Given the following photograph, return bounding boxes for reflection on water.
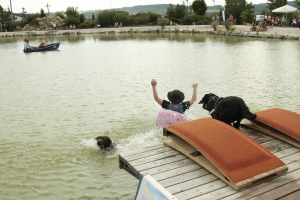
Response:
[0,33,300,199]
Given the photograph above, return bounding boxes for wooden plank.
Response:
[140,157,196,176]
[134,153,188,172]
[251,179,300,200]
[253,136,275,144]
[279,188,300,200]
[129,149,182,166]
[174,179,228,200]
[122,145,175,162]
[158,168,210,187]
[222,169,300,200]
[259,139,285,149]
[120,143,165,157]
[191,186,235,200]
[267,142,292,153]
[189,149,300,200]
[167,174,220,195]
[273,147,300,159]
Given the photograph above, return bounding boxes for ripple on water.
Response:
[0,34,300,199]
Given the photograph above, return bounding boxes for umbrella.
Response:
[272,5,298,25]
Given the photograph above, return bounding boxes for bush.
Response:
[157,16,168,26]
[77,20,95,29]
[64,16,80,26]
[29,19,40,26]
[196,15,211,25]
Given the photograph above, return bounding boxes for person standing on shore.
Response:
[229,14,234,23]
[281,15,286,27]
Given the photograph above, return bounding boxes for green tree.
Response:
[55,12,66,19]
[64,15,80,26]
[0,6,11,31]
[166,4,175,18]
[295,0,300,9]
[267,0,287,11]
[66,6,79,18]
[225,0,247,24]
[240,3,255,23]
[40,8,46,17]
[166,3,187,21]
[191,0,207,15]
[92,13,95,22]
[97,10,117,26]
[79,13,85,23]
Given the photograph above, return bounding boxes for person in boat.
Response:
[38,38,47,48]
[24,38,34,50]
[151,79,198,114]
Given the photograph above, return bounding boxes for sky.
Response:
[0,0,268,13]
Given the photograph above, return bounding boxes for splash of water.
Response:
[80,128,166,158]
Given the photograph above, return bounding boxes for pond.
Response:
[0,33,300,199]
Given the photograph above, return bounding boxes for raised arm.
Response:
[151,79,163,106]
[189,83,198,106]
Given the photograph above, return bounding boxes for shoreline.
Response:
[1,25,300,40]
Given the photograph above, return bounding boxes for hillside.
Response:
[47,2,297,19]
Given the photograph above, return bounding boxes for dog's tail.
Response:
[240,103,257,120]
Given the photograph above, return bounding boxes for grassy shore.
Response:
[1,25,299,40]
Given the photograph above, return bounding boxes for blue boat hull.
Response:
[23,42,60,53]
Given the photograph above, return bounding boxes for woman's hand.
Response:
[151,79,157,87]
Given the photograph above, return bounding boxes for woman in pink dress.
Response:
[151,79,198,128]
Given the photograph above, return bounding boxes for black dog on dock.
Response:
[199,93,257,129]
[95,136,119,151]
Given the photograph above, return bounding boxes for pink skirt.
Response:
[155,109,189,128]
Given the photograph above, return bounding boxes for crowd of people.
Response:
[211,15,221,24]
[114,22,122,27]
[251,14,300,31]
[69,24,76,30]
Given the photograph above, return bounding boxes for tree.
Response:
[267,0,287,11]
[97,10,117,26]
[240,3,255,23]
[55,12,66,19]
[64,15,80,26]
[40,8,46,17]
[166,3,187,21]
[92,13,95,22]
[65,6,79,18]
[191,0,207,15]
[79,13,85,23]
[0,6,11,31]
[295,0,300,9]
[225,0,247,24]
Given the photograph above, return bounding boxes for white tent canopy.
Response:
[272,4,298,13]
[272,5,298,25]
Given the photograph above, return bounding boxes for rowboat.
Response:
[23,42,60,53]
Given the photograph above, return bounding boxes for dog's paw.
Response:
[233,122,240,129]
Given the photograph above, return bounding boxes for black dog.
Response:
[199,93,256,129]
[95,136,114,150]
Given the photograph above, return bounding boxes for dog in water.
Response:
[199,93,256,129]
[95,136,119,151]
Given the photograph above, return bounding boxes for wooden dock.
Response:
[119,126,300,199]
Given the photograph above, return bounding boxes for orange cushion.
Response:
[255,108,300,141]
[164,118,285,183]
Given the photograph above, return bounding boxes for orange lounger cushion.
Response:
[242,108,300,148]
[255,108,300,141]
[163,118,287,190]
